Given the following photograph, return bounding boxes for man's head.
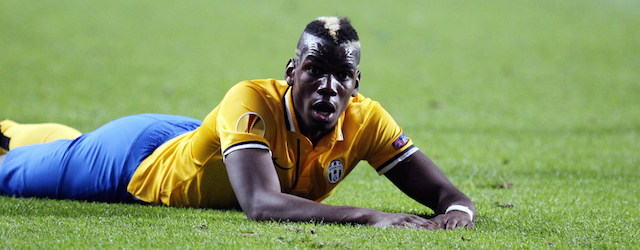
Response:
[285,17,362,142]
[294,17,361,64]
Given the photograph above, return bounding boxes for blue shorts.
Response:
[0,114,201,202]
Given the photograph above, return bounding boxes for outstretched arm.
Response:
[225,148,439,229]
[384,150,476,229]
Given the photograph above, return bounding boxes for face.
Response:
[285,34,361,139]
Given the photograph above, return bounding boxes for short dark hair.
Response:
[303,16,359,45]
[295,17,361,60]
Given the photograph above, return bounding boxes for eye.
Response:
[337,71,352,80]
[306,66,320,76]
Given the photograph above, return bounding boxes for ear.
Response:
[351,70,361,97]
[285,58,296,86]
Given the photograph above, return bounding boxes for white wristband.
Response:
[445,205,474,220]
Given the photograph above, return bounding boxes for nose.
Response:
[317,75,338,96]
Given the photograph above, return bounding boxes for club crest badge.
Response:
[326,160,344,184]
[235,112,265,137]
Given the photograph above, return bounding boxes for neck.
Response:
[294,111,333,146]
[301,126,331,146]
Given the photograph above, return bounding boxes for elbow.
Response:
[241,199,276,222]
[244,206,268,221]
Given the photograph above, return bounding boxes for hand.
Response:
[368,211,440,230]
[430,211,474,230]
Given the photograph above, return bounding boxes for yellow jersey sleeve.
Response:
[213,81,277,160]
[361,101,419,175]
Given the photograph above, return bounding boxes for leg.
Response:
[0,114,200,202]
[0,119,82,153]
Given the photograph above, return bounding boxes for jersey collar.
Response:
[283,86,298,133]
[282,86,344,142]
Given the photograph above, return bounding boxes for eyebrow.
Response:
[303,55,357,71]
[302,55,324,64]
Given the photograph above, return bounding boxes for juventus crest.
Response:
[326,160,344,184]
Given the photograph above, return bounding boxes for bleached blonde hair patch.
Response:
[317,16,341,42]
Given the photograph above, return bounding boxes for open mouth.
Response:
[312,102,336,120]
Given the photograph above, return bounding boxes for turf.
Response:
[1,0,639,248]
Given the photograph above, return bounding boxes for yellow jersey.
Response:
[127,79,418,208]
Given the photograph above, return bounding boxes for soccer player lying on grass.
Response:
[0,17,475,230]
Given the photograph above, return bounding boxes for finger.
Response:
[446,216,466,230]
[458,220,474,229]
[449,218,475,229]
[431,215,448,229]
[414,222,438,230]
[396,221,415,229]
[406,214,433,226]
[401,216,438,230]
[424,222,440,230]
[416,219,439,230]
[424,220,439,230]
[445,218,455,230]
[466,221,474,229]
[430,214,447,229]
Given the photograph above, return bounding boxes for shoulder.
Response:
[227,79,289,100]
[344,93,385,124]
[218,79,290,119]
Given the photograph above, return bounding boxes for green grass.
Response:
[1,0,639,248]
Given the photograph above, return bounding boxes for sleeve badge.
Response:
[235,112,266,137]
[392,132,409,150]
